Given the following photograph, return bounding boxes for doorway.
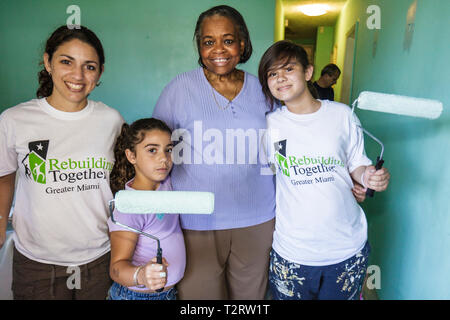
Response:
[340,22,358,105]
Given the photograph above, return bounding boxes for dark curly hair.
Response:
[110,118,172,195]
[37,25,105,98]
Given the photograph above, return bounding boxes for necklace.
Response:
[211,83,238,110]
[205,69,243,110]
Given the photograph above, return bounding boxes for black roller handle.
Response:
[156,247,164,293]
[366,156,385,198]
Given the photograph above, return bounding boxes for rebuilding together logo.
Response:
[22,140,49,183]
[274,139,344,183]
[21,140,112,193]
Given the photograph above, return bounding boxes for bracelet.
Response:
[133,266,146,288]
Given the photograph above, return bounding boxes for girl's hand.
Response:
[363,166,390,192]
[138,257,169,291]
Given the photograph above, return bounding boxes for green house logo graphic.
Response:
[274,140,289,177]
[22,140,49,184]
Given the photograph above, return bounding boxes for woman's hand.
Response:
[138,257,169,291]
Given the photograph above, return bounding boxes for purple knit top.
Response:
[152,67,275,231]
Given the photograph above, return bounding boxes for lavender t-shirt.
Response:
[107,177,186,290]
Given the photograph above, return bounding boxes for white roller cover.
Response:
[114,190,215,215]
[357,91,443,119]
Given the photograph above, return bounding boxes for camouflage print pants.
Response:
[269,242,370,300]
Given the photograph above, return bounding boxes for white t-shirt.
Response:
[264,100,372,266]
[0,98,124,266]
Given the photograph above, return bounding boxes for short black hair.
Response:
[321,63,341,77]
[193,5,253,68]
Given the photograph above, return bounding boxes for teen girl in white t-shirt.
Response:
[258,40,390,300]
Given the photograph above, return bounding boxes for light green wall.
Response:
[313,26,334,81]
[334,0,450,299]
[0,0,275,123]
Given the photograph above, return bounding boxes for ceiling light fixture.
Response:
[298,4,330,16]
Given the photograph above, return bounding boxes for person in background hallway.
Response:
[313,63,341,101]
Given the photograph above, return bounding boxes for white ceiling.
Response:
[283,0,347,39]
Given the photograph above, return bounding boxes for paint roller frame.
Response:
[349,103,385,198]
[108,200,164,292]
[351,91,443,197]
[108,190,214,292]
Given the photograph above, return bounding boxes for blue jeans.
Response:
[269,242,370,300]
[107,282,177,300]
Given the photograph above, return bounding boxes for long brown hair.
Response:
[110,118,172,195]
[37,25,105,98]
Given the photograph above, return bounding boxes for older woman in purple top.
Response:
[152,5,275,299]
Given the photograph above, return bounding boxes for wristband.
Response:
[133,265,146,288]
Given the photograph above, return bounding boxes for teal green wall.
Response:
[3,0,449,300]
[313,26,334,81]
[0,0,275,122]
[335,0,450,299]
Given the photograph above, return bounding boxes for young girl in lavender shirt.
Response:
[106,118,185,300]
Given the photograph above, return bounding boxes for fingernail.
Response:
[152,264,163,271]
[159,272,166,278]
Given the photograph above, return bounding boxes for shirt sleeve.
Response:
[107,208,156,233]
[260,117,279,176]
[152,81,177,130]
[346,112,372,173]
[260,125,272,164]
[0,110,18,176]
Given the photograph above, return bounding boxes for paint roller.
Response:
[352,91,443,197]
[109,190,214,291]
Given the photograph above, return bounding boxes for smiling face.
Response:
[125,129,173,191]
[267,59,314,106]
[199,15,244,76]
[44,38,103,111]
